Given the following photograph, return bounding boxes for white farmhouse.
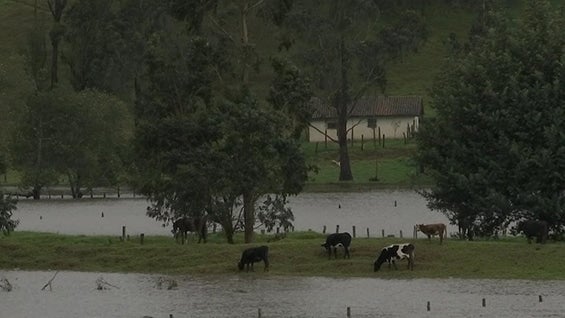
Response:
[308,96,424,142]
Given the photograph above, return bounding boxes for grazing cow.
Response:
[172,215,208,244]
[321,232,352,259]
[374,243,415,272]
[516,220,548,244]
[415,223,447,244]
[238,246,269,272]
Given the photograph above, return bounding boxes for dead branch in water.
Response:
[41,271,59,291]
[95,276,120,290]
[0,277,13,291]
[156,277,177,290]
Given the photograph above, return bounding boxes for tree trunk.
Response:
[50,36,60,89]
[243,191,255,243]
[68,172,82,199]
[220,215,235,244]
[337,105,353,181]
[240,1,250,84]
[32,185,41,200]
[336,37,353,181]
[48,0,66,89]
[33,119,44,200]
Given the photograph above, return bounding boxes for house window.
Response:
[326,121,337,130]
[367,118,377,128]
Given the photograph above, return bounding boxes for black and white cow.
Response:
[373,243,415,271]
[238,246,270,272]
[516,220,549,244]
[321,232,352,259]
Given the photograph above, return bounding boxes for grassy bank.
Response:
[1,231,563,280]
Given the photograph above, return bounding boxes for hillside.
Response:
[0,0,544,190]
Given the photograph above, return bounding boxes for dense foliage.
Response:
[416,0,565,239]
[0,192,18,235]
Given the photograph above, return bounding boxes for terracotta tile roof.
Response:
[311,96,423,119]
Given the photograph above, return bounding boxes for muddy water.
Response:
[12,190,454,237]
[1,270,564,318]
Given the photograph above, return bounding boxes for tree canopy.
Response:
[416,0,565,239]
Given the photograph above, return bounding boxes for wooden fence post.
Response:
[347,306,351,318]
[352,226,356,238]
[140,233,144,245]
[336,224,340,233]
[400,230,403,238]
[122,226,126,241]
[381,229,385,238]
[366,228,370,238]
[323,225,326,234]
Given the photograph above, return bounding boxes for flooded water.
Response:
[4,191,565,317]
[1,270,564,318]
[12,190,454,237]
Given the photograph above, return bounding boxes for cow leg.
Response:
[333,246,338,259]
[344,246,350,259]
[264,260,269,272]
[392,260,398,270]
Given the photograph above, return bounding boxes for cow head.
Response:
[373,250,389,272]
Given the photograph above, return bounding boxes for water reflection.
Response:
[12,190,455,237]
[1,270,564,318]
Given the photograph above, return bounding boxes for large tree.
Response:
[286,1,427,181]
[11,87,132,199]
[416,0,565,238]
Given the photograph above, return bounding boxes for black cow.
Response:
[172,216,208,244]
[374,243,415,271]
[321,232,352,259]
[238,246,269,272]
[516,220,548,244]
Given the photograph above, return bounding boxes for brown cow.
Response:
[415,223,447,244]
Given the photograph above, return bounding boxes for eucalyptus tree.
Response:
[216,88,308,243]
[416,0,565,238]
[6,23,54,199]
[132,26,223,224]
[285,1,427,181]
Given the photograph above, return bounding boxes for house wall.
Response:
[308,116,420,142]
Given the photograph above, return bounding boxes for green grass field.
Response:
[1,231,563,280]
